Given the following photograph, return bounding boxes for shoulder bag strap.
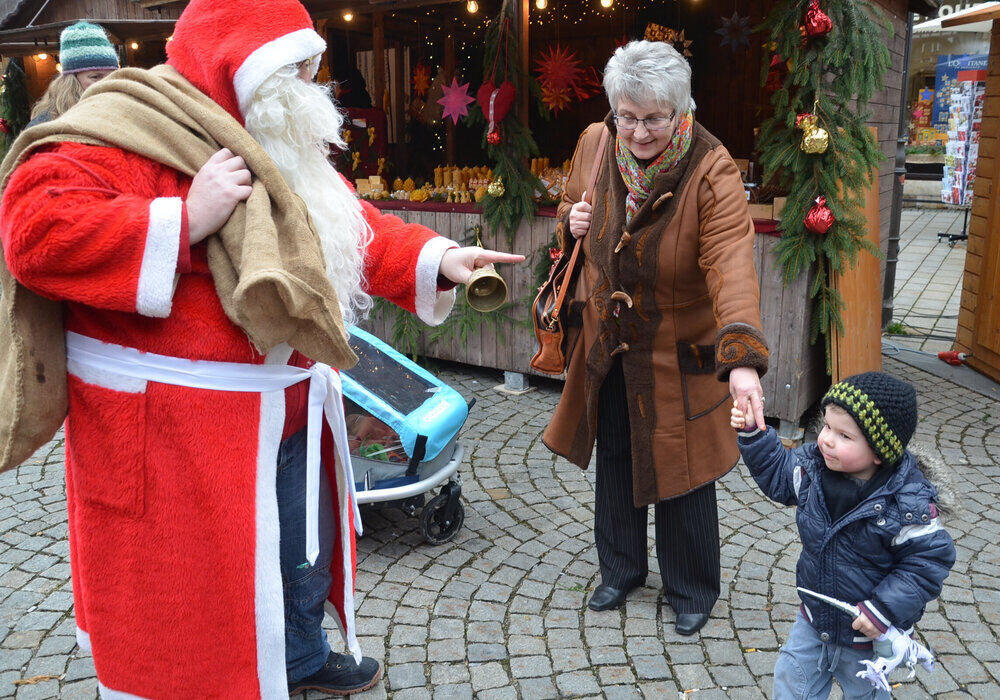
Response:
[552,125,609,321]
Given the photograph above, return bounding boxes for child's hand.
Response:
[730,400,755,431]
[852,611,881,640]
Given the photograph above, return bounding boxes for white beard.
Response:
[244,67,372,327]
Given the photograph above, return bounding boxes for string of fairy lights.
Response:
[31,37,165,74]
[332,0,675,35]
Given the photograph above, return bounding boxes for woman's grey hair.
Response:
[603,40,695,115]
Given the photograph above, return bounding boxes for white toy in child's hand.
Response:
[797,587,935,695]
[856,626,935,693]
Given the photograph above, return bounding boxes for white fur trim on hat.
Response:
[233,28,326,115]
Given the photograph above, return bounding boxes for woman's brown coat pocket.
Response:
[677,341,730,420]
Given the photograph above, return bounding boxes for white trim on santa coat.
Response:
[256,343,293,699]
[98,682,149,700]
[325,397,361,663]
[414,236,459,326]
[233,28,326,116]
[76,626,91,653]
[136,197,182,319]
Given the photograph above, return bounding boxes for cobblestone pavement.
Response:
[2,355,999,699]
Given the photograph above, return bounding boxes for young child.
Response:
[732,372,956,699]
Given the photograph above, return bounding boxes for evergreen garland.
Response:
[758,0,890,368]
[0,58,30,157]
[466,1,544,246]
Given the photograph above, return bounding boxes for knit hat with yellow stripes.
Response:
[822,371,917,466]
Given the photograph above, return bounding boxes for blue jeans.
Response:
[773,613,891,699]
[277,428,335,682]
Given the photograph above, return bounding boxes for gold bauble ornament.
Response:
[487,176,505,198]
[795,110,829,155]
[801,126,829,154]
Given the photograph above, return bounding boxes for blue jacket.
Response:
[738,427,956,648]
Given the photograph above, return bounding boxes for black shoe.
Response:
[588,584,635,611]
[289,651,382,696]
[675,612,710,636]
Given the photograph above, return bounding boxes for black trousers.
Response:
[594,359,721,614]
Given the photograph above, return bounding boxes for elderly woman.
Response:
[543,40,769,635]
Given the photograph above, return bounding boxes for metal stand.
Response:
[937,205,970,246]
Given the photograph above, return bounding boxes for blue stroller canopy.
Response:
[342,326,468,463]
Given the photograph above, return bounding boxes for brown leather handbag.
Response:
[529,126,608,375]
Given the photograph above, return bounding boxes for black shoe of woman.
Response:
[675,612,710,635]
[587,583,637,611]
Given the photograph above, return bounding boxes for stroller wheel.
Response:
[420,493,465,545]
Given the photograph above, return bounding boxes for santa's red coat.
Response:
[0,142,456,698]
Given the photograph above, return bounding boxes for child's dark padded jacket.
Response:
[738,427,956,649]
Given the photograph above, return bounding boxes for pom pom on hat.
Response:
[822,371,918,466]
[60,21,120,74]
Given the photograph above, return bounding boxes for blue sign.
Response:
[933,54,989,130]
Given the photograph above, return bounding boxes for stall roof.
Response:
[0,19,177,55]
[942,1,1000,27]
[0,0,944,54]
[916,1,997,32]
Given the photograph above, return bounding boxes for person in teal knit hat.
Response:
[28,21,120,127]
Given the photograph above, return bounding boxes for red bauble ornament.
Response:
[804,196,835,234]
[0,118,9,135]
[548,247,563,262]
[804,0,833,38]
[487,127,501,145]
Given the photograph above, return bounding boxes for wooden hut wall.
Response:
[955,19,1000,381]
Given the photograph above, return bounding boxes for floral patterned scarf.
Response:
[615,110,693,224]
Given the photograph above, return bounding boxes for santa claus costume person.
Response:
[0,0,522,696]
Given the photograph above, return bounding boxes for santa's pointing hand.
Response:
[437,247,525,285]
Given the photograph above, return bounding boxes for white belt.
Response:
[65,331,362,567]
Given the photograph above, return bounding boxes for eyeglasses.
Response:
[613,112,676,132]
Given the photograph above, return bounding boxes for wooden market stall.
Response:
[943,5,1000,383]
[353,0,931,434]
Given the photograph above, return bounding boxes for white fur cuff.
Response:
[136,197,182,318]
[415,236,460,326]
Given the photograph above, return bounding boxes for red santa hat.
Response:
[166,0,326,122]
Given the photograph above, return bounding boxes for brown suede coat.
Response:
[542,117,769,507]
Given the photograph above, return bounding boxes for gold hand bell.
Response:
[466,264,508,312]
[464,226,509,313]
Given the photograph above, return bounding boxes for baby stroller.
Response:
[342,326,471,544]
